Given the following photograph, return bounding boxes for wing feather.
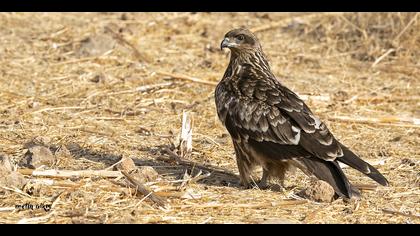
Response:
[216,64,343,162]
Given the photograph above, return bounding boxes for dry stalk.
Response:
[371,49,396,68]
[352,184,378,191]
[156,71,218,86]
[328,115,420,128]
[382,208,420,219]
[18,169,123,178]
[173,200,308,209]
[107,82,174,96]
[393,13,419,41]
[120,170,166,207]
[251,13,342,33]
[32,106,96,114]
[104,26,150,63]
[177,111,193,158]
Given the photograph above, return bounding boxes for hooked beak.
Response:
[220,37,236,50]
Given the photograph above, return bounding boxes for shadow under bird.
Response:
[215,28,389,199]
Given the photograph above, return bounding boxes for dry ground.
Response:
[0,12,419,224]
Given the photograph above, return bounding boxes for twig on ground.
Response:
[105,108,149,117]
[345,95,420,104]
[187,170,211,184]
[194,133,221,147]
[26,179,80,188]
[104,26,150,63]
[339,15,368,39]
[328,115,420,128]
[156,71,218,86]
[17,211,55,224]
[120,170,166,207]
[161,147,238,179]
[162,147,183,163]
[52,56,98,66]
[92,117,125,121]
[18,169,123,178]
[173,200,308,209]
[250,13,341,33]
[32,106,95,114]
[393,13,419,41]
[0,207,16,212]
[0,186,33,198]
[176,169,211,191]
[298,94,331,102]
[382,208,420,219]
[107,82,173,96]
[352,184,378,191]
[74,128,113,137]
[371,49,396,68]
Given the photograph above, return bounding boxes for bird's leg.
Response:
[237,160,252,189]
[262,164,288,191]
[233,141,254,189]
[256,169,270,189]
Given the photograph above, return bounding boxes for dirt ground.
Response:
[0,12,418,224]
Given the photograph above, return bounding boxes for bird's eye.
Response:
[236,35,244,41]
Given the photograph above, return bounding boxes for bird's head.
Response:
[220,28,262,53]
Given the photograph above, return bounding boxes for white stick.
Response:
[179,111,193,158]
[0,207,15,212]
[18,169,123,178]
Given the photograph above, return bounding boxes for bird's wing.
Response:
[220,64,344,162]
[273,81,345,161]
[218,79,302,147]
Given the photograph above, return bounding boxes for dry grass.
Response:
[0,12,419,224]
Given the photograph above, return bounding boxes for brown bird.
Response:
[215,28,388,199]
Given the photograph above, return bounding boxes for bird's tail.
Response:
[337,143,389,186]
[299,158,359,199]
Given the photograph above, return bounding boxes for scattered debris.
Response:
[0,155,27,190]
[54,145,73,161]
[116,156,159,183]
[401,158,416,167]
[89,74,105,83]
[257,218,298,224]
[121,170,166,207]
[104,25,150,63]
[382,208,420,220]
[21,145,56,169]
[299,180,335,203]
[137,166,159,182]
[76,34,116,58]
[116,156,137,172]
[0,155,13,172]
[66,142,82,153]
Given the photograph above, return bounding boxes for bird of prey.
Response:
[215,28,388,199]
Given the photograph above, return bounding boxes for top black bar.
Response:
[0,0,418,12]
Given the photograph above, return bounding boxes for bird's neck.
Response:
[229,50,274,77]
